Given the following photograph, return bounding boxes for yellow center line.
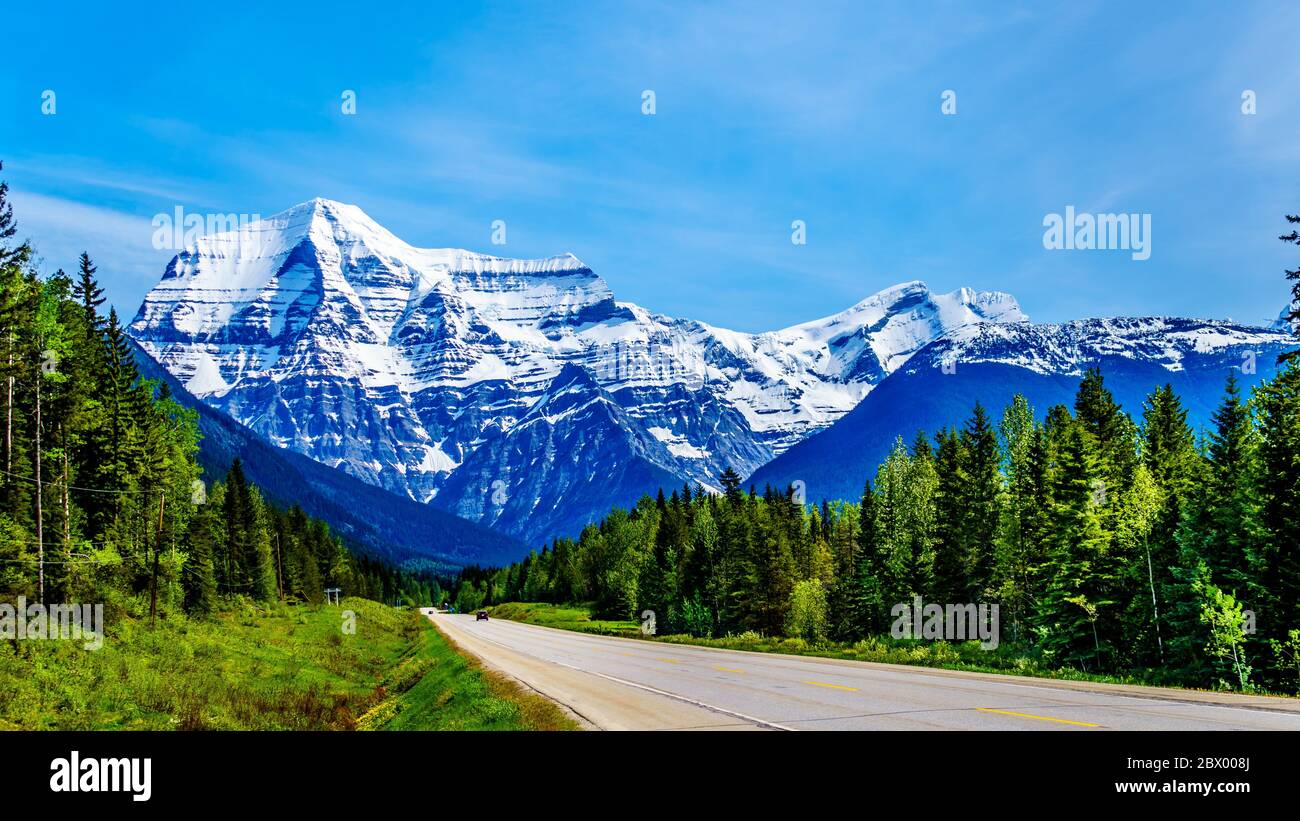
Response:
[804,680,859,692]
[657,658,684,664]
[975,707,1101,727]
[715,666,745,673]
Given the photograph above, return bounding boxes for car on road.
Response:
[476,610,489,621]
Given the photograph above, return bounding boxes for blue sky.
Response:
[1,1,1298,330]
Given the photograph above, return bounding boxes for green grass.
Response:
[0,596,575,730]
[487,601,1297,695]
[488,602,641,637]
[362,616,576,731]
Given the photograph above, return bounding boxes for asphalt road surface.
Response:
[426,611,1300,731]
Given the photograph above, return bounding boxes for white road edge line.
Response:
[480,614,1300,719]
[439,616,797,732]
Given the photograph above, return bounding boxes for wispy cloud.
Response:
[10,188,173,317]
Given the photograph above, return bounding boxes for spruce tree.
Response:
[1169,374,1263,682]
[1279,214,1300,364]
[71,253,105,341]
[1136,384,1199,658]
[1074,367,1138,497]
[1254,362,1300,684]
[1038,421,1111,670]
[996,395,1041,644]
[0,161,32,269]
[184,503,220,616]
[851,479,884,636]
[1187,374,1261,591]
[931,426,967,601]
[960,401,1002,599]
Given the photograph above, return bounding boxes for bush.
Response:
[785,578,829,642]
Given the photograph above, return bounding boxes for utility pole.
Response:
[34,348,43,604]
[61,426,70,548]
[6,326,13,476]
[1145,537,1164,662]
[275,531,284,601]
[150,490,165,628]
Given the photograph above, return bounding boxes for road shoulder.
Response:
[488,611,1300,715]
[425,611,770,731]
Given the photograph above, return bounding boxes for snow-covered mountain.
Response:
[749,316,1295,505]
[129,198,1024,543]
[1275,303,1297,333]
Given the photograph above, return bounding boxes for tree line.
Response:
[0,165,438,619]
[455,217,1300,694]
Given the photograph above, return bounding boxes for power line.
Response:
[0,467,159,495]
[0,557,111,565]
[0,538,117,547]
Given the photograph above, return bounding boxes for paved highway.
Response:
[426,611,1300,731]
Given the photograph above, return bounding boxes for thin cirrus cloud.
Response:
[10,188,171,314]
[3,1,1299,331]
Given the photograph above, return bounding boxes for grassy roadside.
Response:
[487,601,1298,696]
[0,597,574,730]
[366,614,576,730]
[489,602,642,637]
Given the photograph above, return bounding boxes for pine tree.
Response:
[1075,367,1139,498]
[1168,374,1263,681]
[850,479,885,637]
[222,458,253,592]
[996,395,1041,644]
[1254,362,1300,684]
[71,253,105,342]
[960,401,1002,599]
[1278,214,1300,364]
[1037,421,1112,670]
[0,172,35,523]
[0,161,32,270]
[931,426,967,601]
[0,182,420,622]
[1135,384,1199,660]
[247,486,279,601]
[1184,374,1261,591]
[184,502,219,616]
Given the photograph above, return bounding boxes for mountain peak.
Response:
[254,197,406,252]
[131,198,1037,543]
[1274,303,1297,333]
[780,281,1025,338]
[275,196,369,220]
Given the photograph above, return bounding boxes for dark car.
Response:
[476,610,489,621]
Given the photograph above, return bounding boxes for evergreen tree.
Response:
[960,401,1002,599]
[1182,374,1261,591]
[184,502,219,616]
[0,161,31,270]
[930,426,966,601]
[1134,384,1199,661]
[1040,421,1112,669]
[0,177,429,617]
[1075,367,1139,499]
[996,395,1043,644]
[1254,362,1300,685]
[71,253,105,342]
[1279,214,1300,364]
[850,479,885,637]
